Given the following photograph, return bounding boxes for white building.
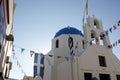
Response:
[34,16,120,80]
[0,0,15,79]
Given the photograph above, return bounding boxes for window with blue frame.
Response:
[34,66,37,77]
[34,53,38,63]
[40,55,44,64]
[40,66,44,79]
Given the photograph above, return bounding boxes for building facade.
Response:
[33,53,45,79]
[0,0,15,79]
[34,16,120,80]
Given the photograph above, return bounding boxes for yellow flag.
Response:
[86,0,88,15]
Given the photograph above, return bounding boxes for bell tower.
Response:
[83,16,111,49]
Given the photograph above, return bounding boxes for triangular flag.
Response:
[110,45,112,48]
[17,61,19,66]
[108,45,112,48]
[113,43,115,47]
[116,41,117,46]
[19,64,21,68]
[18,63,21,68]
[12,45,14,52]
[118,20,120,26]
[13,52,15,59]
[109,27,112,33]
[118,39,120,44]
[113,24,116,30]
[108,45,111,48]
[30,50,35,57]
[21,48,25,53]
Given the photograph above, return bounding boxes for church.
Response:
[34,16,120,80]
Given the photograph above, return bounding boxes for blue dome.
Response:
[54,27,84,38]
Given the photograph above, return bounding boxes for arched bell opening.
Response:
[90,30,97,45]
[93,19,100,29]
[99,32,105,46]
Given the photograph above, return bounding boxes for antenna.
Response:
[82,0,89,26]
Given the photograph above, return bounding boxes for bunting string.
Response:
[13,45,37,57]
[12,41,84,66]
[12,38,120,67]
[11,45,38,77]
[108,39,120,48]
[12,51,26,76]
[12,19,120,58]
[105,20,120,36]
[105,19,120,48]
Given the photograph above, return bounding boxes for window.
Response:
[94,21,97,28]
[34,66,37,77]
[98,56,107,67]
[56,39,59,48]
[68,37,74,48]
[40,67,44,78]
[0,0,2,5]
[84,73,92,80]
[82,40,84,49]
[34,53,38,63]
[116,75,120,80]
[40,55,44,64]
[99,74,110,80]
[90,30,96,45]
[94,19,100,29]
[99,33,105,46]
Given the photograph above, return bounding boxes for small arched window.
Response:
[94,21,97,28]
[68,37,74,48]
[99,33,105,45]
[82,40,85,49]
[90,30,96,45]
[91,30,96,38]
[56,39,59,48]
[94,19,100,29]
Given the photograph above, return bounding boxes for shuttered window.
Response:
[98,56,107,67]
[117,75,120,80]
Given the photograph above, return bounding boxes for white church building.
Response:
[34,16,120,80]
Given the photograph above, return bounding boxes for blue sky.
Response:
[9,0,120,79]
